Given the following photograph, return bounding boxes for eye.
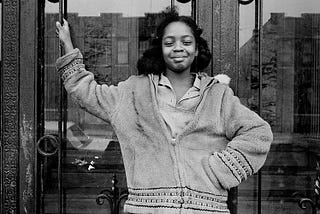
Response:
[164,41,174,47]
[183,41,193,46]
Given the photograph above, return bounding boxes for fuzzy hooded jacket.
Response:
[56,48,273,214]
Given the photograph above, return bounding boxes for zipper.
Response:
[173,80,215,211]
[149,75,186,208]
[171,137,184,213]
[150,75,216,212]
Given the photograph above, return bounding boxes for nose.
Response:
[173,42,184,52]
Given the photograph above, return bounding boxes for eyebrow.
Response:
[163,35,194,40]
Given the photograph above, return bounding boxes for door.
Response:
[238,0,320,213]
[4,0,319,213]
[39,1,193,213]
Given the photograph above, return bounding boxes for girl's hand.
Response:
[56,18,74,54]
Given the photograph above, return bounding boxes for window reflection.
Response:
[239,1,320,213]
[240,0,320,136]
[175,0,192,16]
[44,1,60,125]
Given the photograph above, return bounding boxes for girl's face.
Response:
[162,21,198,74]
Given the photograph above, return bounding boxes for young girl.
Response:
[56,13,272,214]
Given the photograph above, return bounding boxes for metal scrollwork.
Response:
[298,198,316,214]
[2,0,20,212]
[36,134,60,156]
[96,174,128,214]
[239,0,254,5]
[96,190,113,206]
[295,154,320,214]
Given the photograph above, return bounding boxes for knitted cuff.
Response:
[56,48,82,69]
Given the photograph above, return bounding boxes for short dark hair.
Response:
[137,13,212,75]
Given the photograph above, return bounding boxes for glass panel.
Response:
[175,0,192,16]
[42,1,61,213]
[238,4,259,213]
[239,0,320,213]
[0,3,1,83]
[43,1,191,213]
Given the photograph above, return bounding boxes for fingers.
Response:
[56,21,62,30]
[63,18,68,25]
[61,19,69,29]
[56,19,69,29]
[55,19,70,39]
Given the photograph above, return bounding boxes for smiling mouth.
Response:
[172,56,186,62]
[173,58,184,63]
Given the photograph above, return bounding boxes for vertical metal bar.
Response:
[62,0,68,210]
[58,1,64,213]
[211,0,216,77]
[191,0,196,21]
[315,15,320,138]
[63,0,68,140]
[257,0,263,213]
[37,1,46,213]
[40,163,45,214]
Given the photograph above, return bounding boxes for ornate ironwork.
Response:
[96,174,128,214]
[295,154,320,214]
[36,135,60,157]
[239,0,254,5]
[1,0,20,213]
[298,198,317,214]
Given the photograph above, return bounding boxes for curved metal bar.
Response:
[239,0,254,5]
[116,191,129,213]
[96,189,114,205]
[176,0,191,3]
[36,134,60,156]
[119,191,129,202]
[299,198,317,214]
[315,177,320,195]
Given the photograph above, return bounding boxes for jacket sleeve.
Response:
[205,86,273,190]
[56,48,126,123]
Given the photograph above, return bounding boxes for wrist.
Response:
[63,42,74,54]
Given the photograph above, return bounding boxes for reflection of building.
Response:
[44,13,167,132]
[240,13,320,135]
[238,12,320,213]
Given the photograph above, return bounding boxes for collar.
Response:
[153,73,201,90]
[149,72,218,92]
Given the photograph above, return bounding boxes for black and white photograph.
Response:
[0,0,319,213]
